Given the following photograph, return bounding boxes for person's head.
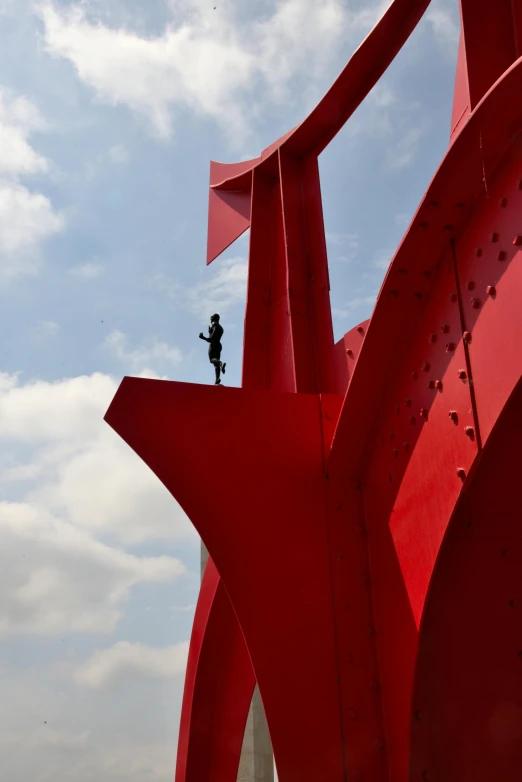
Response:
[210,313,220,323]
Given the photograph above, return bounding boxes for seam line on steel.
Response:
[319,396,349,782]
[450,237,483,451]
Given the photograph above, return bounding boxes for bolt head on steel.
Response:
[486,285,496,296]
[446,342,456,352]
[463,331,472,342]
[457,467,466,479]
[449,292,458,302]
[491,232,499,242]
[449,410,458,420]
[420,408,428,418]
[423,362,431,371]
[498,251,507,261]
[467,281,475,290]
[458,369,467,379]
[514,236,522,246]
[441,324,450,333]
[465,426,474,437]
[357,326,364,335]
[471,298,481,309]
[434,380,443,389]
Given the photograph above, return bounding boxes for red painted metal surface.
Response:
[105,1,522,779]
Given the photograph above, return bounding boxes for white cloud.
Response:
[75,641,189,689]
[32,320,60,342]
[37,0,387,140]
[426,4,460,52]
[0,372,196,544]
[68,262,105,279]
[0,501,184,635]
[108,143,129,164]
[151,256,248,319]
[0,88,63,280]
[104,330,182,373]
[0,87,48,177]
[387,125,426,170]
[0,180,64,278]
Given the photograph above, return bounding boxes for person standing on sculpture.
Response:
[199,313,226,385]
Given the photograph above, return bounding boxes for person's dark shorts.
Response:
[208,343,222,361]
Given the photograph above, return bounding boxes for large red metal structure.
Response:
[105,1,522,779]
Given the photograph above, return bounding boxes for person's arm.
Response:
[199,324,217,343]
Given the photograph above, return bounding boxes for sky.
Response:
[0,0,460,779]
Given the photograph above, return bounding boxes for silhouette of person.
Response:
[199,313,226,384]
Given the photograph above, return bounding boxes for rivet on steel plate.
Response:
[412,370,419,380]
[471,298,481,309]
[420,408,428,419]
[491,232,499,242]
[514,236,522,246]
[404,442,410,452]
[423,361,431,371]
[434,380,443,389]
[405,398,412,407]
[441,323,450,333]
[465,426,474,438]
[486,285,496,296]
[393,448,399,458]
[509,598,517,609]
[449,292,458,302]
[422,270,432,278]
[390,431,395,441]
[389,289,399,297]
[500,197,508,207]
[418,222,428,230]
[428,380,435,389]
[444,224,454,231]
[357,326,365,334]
[346,349,354,357]
[446,342,456,352]
[463,331,472,342]
[467,280,475,290]
[498,251,507,261]
[429,333,437,343]
[410,416,416,425]
[396,405,401,414]
[448,410,458,421]
[414,292,423,299]
[458,369,467,379]
[456,467,466,479]
[476,248,483,257]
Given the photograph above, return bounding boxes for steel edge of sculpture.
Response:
[105,1,522,780]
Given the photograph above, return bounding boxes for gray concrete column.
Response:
[200,542,274,782]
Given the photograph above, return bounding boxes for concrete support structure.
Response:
[201,542,274,782]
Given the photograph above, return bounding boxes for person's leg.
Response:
[211,359,221,384]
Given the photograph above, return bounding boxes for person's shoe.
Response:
[222,363,226,375]
[215,379,221,385]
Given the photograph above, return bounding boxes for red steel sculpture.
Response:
[105,1,522,779]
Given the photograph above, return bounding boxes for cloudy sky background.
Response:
[0,0,460,779]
